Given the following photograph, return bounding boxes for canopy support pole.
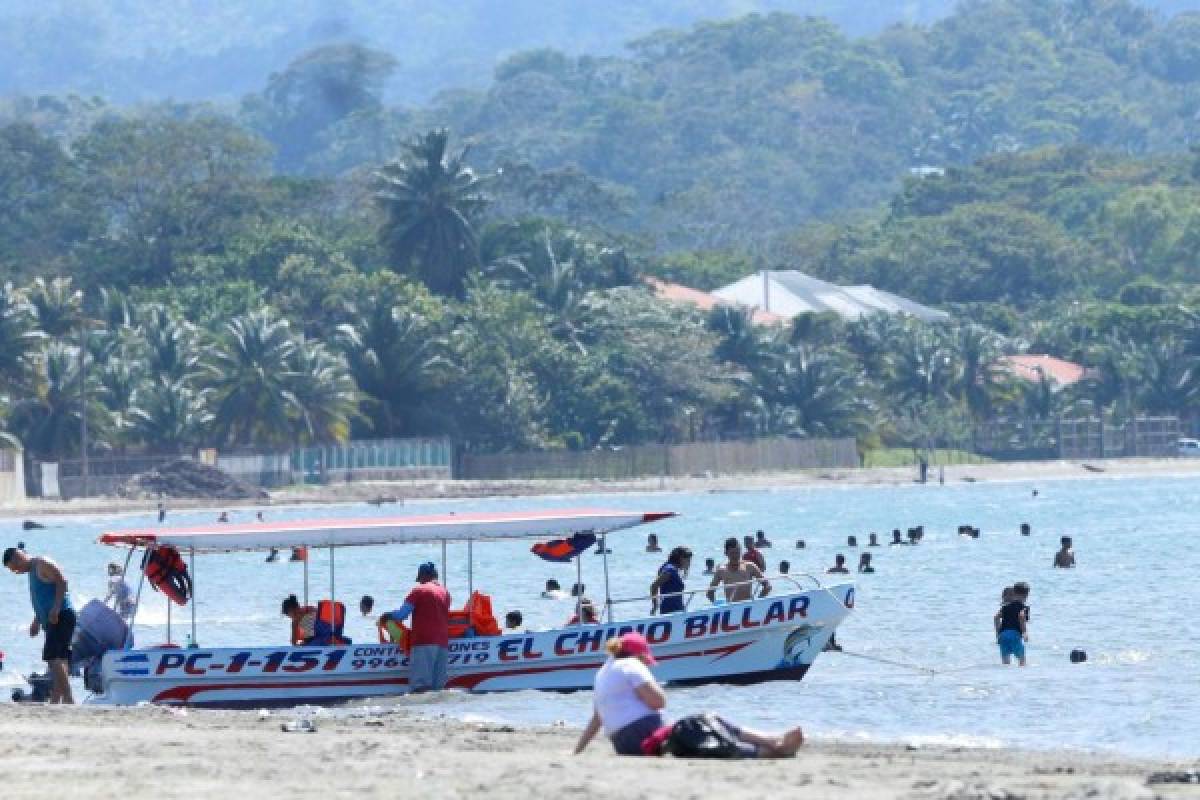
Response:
[303,556,309,606]
[575,555,583,627]
[126,546,145,648]
[166,598,172,646]
[600,534,612,624]
[329,545,336,605]
[441,540,447,593]
[467,540,473,599]
[189,546,196,647]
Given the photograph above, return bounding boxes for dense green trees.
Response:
[5,2,1200,465]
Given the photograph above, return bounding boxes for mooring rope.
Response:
[834,648,997,677]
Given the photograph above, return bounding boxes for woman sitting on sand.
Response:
[573,632,805,758]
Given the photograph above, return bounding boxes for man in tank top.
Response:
[4,547,76,702]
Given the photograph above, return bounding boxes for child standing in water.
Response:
[994,584,1029,666]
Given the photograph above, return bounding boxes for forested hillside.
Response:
[3,0,1198,104]
[0,0,952,103]
[2,0,1200,463]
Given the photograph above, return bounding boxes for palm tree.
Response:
[950,324,1014,420]
[128,379,214,453]
[707,305,780,375]
[286,338,360,444]
[205,308,298,447]
[886,324,958,406]
[138,305,209,384]
[7,342,110,458]
[337,300,450,436]
[0,282,44,395]
[845,313,909,380]
[96,357,143,448]
[375,129,487,298]
[760,346,873,437]
[488,229,594,349]
[27,276,82,338]
[1132,338,1195,415]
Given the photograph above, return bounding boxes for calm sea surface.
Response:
[2,475,1197,758]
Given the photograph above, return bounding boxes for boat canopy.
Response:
[98,508,676,553]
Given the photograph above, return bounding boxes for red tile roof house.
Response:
[997,355,1090,389]
[645,277,787,326]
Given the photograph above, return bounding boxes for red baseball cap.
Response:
[618,632,657,665]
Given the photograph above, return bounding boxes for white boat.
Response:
[87,508,853,707]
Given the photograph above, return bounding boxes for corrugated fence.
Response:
[458,437,859,481]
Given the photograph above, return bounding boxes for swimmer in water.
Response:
[794,539,806,550]
[857,553,874,574]
[826,554,849,574]
[1053,537,1075,568]
[1020,523,1031,536]
[646,534,662,553]
[542,579,566,600]
[702,558,715,576]
[868,533,880,547]
[846,535,857,548]
[890,529,906,546]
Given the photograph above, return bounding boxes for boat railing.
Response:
[601,571,827,622]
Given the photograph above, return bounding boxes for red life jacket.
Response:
[142,546,192,606]
[313,600,349,645]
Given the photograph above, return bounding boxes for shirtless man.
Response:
[707,538,770,604]
[1053,537,1076,568]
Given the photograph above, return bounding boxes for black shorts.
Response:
[42,607,76,662]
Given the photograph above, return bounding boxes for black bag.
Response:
[665,713,742,759]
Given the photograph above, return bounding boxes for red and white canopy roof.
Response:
[99,508,676,553]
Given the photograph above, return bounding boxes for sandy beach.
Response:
[4,456,1200,519]
[0,704,1194,799]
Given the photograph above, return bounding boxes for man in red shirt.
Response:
[381,562,451,691]
[742,535,766,572]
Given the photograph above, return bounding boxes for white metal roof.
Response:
[712,270,947,322]
[99,508,676,553]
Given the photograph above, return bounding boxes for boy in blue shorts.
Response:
[994,583,1029,666]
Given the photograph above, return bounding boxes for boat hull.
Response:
[89,584,853,707]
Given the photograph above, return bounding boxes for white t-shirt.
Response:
[593,656,659,735]
[106,577,135,621]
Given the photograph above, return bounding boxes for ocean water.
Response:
[1,475,1197,758]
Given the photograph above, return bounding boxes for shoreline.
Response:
[4,456,1200,520]
[0,704,1194,799]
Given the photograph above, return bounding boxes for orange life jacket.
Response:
[142,546,192,606]
[313,599,349,645]
[447,591,502,638]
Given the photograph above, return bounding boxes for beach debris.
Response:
[1147,770,1200,784]
[281,718,317,733]
[920,781,1024,800]
[119,459,268,500]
